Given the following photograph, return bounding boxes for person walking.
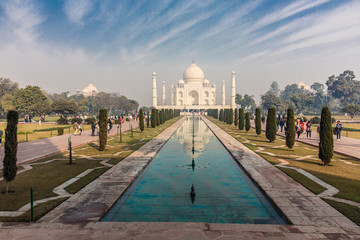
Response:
[317,124,321,137]
[78,122,83,136]
[306,121,312,139]
[91,122,96,136]
[96,123,99,135]
[335,121,343,140]
[73,121,79,136]
[296,120,302,139]
[279,118,285,132]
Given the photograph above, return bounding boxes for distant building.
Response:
[297,81,311,91]
[76,83,99,97]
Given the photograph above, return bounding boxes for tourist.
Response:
[317,125,320,136]
[0,128,3,149]
[96,123,99,135]
[306,121,312,139]
[78,122,83,136]
[107,121,111,134]
[335,121,343,140]
[279,118,285,132]
[29,115,32,123]
[296,120,302,139]
[91,122,96,136]
[73,121,79,136]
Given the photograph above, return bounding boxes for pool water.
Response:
[102,116,286,224]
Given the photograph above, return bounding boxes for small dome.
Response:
[204,79,209,84]
[178,79,184,84]
[183,63,204,85]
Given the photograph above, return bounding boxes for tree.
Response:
[255,108,261,136]
[219,109,223,121]
[265,107,276,142]
[285,108,295,150]
[159,109,163,124]
[234,108,238,127]
[99,109,107,151]
[146,111,150,127]
[156,110,160,126]
[239,108,244,130]
[236,94,256,113]
[311,82,324,94]
[280,84,305,102]
[224,109,228,123]
[290,93,314,114]
[51,99,78,117]
[245,112,250,132]
[326,70,360,106]
[267,81,280,96]
[3,111,18,194]
[261,93,283,111]
[342,104,360,120]
[319,106,334,166]
[229,109,233,125]
[151,109,156,128]
[13,86,51,116]
[0,78,18,98]
[1,94,16,113]
[139,109,144,132]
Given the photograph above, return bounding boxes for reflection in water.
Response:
[190,184,196,204]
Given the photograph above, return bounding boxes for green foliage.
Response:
[239,108,244,130]
[219,109,223,121]
[319,106,333,165]
[84,117,96,124]
[285,108,296,150]
[255,108,261,136]
[342,104,360,119]
[265,107,277,142]
[57,128,64,136]
[99,109,107,151]
[245,112,250,132]
[56,117,69,125]
[234,108,238,126]
[229,109,233,125]
[3,111,18,193]
[310,116,320,124]
[71,117,83,124]
[146,111,150,128]
[13,86,51,116]
[51,99,78,117]
[156,110,160,126]
[326,70,359,106]
[159,109,163,124]
[151,109,156,128]
[236,94,257,113]
[139,109,144,132]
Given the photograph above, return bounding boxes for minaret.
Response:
[222,80,225,106]
[171,84,174,105]
[162,81,166,104]
[231,70,236,109]
[152,72,157,107]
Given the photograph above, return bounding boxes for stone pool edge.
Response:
[201,116,360,235]
[38,116,186,224]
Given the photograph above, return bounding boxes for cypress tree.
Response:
[99,109,107,151]
[151,109,156,128]
[229,109,233,125]
[265,107,277,142]
[156,110,160,126]
[159,109,163,124]
[239,108,244,130]
[285,108,295,150]
[219,109,223,121]
[3,110,18,194]
[245,112,250,132]
[255,108,261,136]
[146,111,150,128]
[234,108,238,127]
[319,106,334,166]
[139,109,144,132]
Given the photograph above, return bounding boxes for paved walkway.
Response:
[0,121,138,170]
[251,122,360,160]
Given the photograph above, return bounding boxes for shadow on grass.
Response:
[88,142,100,151]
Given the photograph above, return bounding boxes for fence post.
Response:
[51,130,52,137]
[30,186,34,222]
[26,133,28,142]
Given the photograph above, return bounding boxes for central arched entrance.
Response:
[188,90,199,105]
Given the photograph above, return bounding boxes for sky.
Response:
[0,0,359,107]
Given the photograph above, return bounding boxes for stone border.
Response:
[201,116,360,237]
[38,117,185,223]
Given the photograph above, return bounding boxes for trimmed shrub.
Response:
[266,107,277,142]
[151,109,156,128]
[310,116,320,124]
[245,112,250,132]
[239,108,244,130]
[3,110,18,194]
[85,117,96,124]
[159,109,163,124]
[147,112,150,128]
[229,109,233,125]
[99,109,107,151]
[331,117,336,124]
[139,109,144,132]
[156,110,160,126]
[219,109,223,121]
[234,108,238,126]
[57,127,64,136]
[319,106,334,166]
[285,108,296,150]
[56,117,69,125]
[71,117,83,124]
[255,108,261,136]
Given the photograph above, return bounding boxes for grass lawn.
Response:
[311,123,360,139]
[0,116,60,123]
[323,199,360,226]
[0,116,181,222]
[207,116,360,224]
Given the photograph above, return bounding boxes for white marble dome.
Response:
[178,79,185,84]
[203,79,209,84]
[183,63,204,85]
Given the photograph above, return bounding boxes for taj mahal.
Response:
[152,62,236,110]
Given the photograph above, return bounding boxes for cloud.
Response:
[64,0,93,25]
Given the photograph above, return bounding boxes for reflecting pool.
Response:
[102,116,286,224]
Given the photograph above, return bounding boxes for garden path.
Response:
[0,121,139,170]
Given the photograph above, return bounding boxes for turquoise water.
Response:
[102,116,286,224]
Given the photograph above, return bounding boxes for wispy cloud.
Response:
[64,0,93,25]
